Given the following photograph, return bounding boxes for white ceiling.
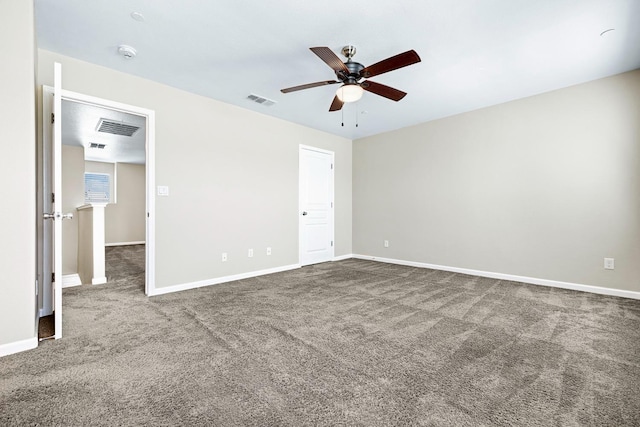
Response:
[62,100,146,164]
[36,0,640,140]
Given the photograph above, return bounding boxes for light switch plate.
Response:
[157,185,169,196]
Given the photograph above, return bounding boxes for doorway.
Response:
[39,85,156,340]
[298,145,335,266]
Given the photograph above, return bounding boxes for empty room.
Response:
[1,1,639,425]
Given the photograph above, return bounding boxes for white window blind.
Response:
[84,173,110,203]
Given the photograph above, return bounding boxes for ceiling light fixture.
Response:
[117,45,137,59]
[336,84,363,103]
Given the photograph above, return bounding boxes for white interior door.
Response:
[299,145,334,266]
[53,63,63,338]
[42,63,65,338]
[41,87,53,318]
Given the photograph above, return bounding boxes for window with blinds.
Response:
[84,173,110,203]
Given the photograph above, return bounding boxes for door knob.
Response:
[302,211,308,216]
[43,212,74,220]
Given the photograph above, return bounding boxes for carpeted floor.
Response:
[2,251,640,426]
[105,244,146,284]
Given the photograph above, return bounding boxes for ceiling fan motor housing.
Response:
[339,61,365,84]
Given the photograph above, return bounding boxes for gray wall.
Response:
[38,49,352,290]
[106,163,146,244]
[61,145,85,275]
[0,0,37,347]
[354,70,640,292]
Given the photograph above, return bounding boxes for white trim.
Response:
[105,241,145,247]
[353,254,640,300]
[149,264,301,296]
[299,144,335,156]
[53,64,62,339]
[332,253,353,261]
[0,337,38,357]
[146,108,156,297]
[92,276,107,285]
[62,274,82,288]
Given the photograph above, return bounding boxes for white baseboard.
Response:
[62,273,82,288]
[149,263,301,296]
[333,253,354,261]
[0,337,38,358]
[105,241,145,247]
[92,276,107,285]
[353,254,640,300]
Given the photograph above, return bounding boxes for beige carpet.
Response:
[2,252,639,426]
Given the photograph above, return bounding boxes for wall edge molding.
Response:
[0,337,38,358]
[149,263,301,296]
[62,273,82,288]
[105,241,145,247]
[332,254,354,261]
[352,254,640,300]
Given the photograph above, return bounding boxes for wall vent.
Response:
[96,118,140,136]
[247,94,276,107]
[89,143,106,149]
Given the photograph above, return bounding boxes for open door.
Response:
[42,62,69,339]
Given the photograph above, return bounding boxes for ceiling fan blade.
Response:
[360,50,421,79]
[329,95,344,112]
[361,80,407,101]
[281,80,340,93]
[310,47,349,73]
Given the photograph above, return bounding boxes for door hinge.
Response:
[331,241,334,247]
[331,163,333,170]
[51,193,55,203]
[52,272,55,282]
[51,113,55,124]
[331,202,333,208]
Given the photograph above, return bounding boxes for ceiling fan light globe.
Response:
[336,84,363,103]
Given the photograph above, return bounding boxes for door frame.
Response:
[40,86,157,308]
[298,144,335,266]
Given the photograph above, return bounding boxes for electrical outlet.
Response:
[266,247,272,256]
[222,252,227,262]
[384,240,389,248]
[604,258,615,270]
[248,248,254,258]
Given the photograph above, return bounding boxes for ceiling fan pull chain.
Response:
[355,103,359,127]
[341,107,344,127]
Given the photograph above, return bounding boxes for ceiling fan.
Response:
[281,45,421,112]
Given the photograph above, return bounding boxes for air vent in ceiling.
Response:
[89,143,106,149]
[96,118,140,137]
[247,94,276,107]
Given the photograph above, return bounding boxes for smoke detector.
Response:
[118,45,137,59]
